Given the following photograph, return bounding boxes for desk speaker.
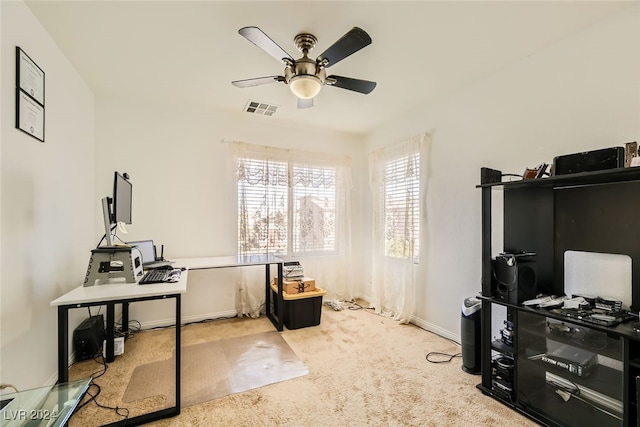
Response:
[492,255,537,305]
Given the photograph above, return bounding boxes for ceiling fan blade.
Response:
[238,26,294,64]
[297,98,314,109]
[327,75,377,94]
[231,76,284,88]
[317,27,372,68]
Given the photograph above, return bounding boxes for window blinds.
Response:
[383,153,420,260]
[237,157,337,256]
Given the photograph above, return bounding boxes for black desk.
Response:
[50,273,187,426]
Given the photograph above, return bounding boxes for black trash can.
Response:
[461,297,481,374]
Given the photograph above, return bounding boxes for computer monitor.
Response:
[101,171,132,247]
[113,171,132,224]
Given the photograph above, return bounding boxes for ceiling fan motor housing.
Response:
[294,33,317,53]
[284,33,326,99]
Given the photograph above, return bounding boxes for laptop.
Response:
[127,240,172,269]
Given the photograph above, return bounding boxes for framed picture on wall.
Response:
[16,47,45,105]
[15,47,45,142]
[16,88,45,142]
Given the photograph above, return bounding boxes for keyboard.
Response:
[139,268,181,285]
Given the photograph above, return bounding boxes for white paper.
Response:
[17,90,44,141]
[18,49,45,105]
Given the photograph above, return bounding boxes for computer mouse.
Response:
[155,265,173,270]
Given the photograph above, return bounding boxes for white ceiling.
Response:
[25,1,632,135]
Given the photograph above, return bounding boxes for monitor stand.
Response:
[84,246,143,286]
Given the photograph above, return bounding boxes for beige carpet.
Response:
[121,331,308,407]
[67,304,539,426]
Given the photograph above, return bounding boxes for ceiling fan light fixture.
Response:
[289,74,322,99]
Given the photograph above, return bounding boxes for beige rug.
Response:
[122,331,308,408]
[68,307,539,426]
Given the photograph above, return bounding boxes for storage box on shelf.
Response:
[270,281,326,330]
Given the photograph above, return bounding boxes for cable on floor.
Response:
[347,300,375,311]
[75,381,129,423]
[115,319,141,340]
[426,351,462,363]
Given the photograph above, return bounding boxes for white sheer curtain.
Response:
[368,133,429,323]
[230,142,354,318]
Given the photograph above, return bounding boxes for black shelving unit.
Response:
[476,166,640,427]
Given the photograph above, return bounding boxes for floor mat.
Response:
[122,331,308,407]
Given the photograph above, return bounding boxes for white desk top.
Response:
[50,270,188,307]
[50,255,282,307]
[172,254,283,270]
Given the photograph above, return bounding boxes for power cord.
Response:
[83,307,108,380]
[74,381,129,423]
[501,173,524,182]
[422,330,463,363]
[95,223,118,248]
[68,308,129,424]
[115,319,141,340]
[0,384,19,393]
[322,298,375,311]
[426,352,462,363]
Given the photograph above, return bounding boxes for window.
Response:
[368,134,426,320]
[237,154,338,256]
[292,164,336,253]
[381,152,420,261]
[237,158,289,255]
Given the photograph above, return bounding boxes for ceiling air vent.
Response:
[244,101,278,116]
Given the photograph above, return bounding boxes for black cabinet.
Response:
[518,311,623,427]
[476,167,640,427]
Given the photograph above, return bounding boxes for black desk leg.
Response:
[121,302,129,334]
[105,303,115,363]
[58,306,69,383]
[277,263,283,331]
[102,294,181,427]
[265,263,284,332]
[175,295,181,414]
[265,263,271,318]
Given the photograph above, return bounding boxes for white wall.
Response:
[94,97,365,326]
[1,1,95,388]
[363,3,640,341]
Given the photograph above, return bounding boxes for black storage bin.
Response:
[271,284,326,330]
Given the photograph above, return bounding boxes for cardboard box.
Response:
[271,277,316,294]
[270,284,327,329]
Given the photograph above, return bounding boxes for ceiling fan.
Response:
[231,26,377,109]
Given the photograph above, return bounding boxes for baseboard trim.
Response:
[410,315,461,346]
[136,310,239,330]
[350,295,461,346]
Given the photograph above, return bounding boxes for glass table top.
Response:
[0,377,91,426]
